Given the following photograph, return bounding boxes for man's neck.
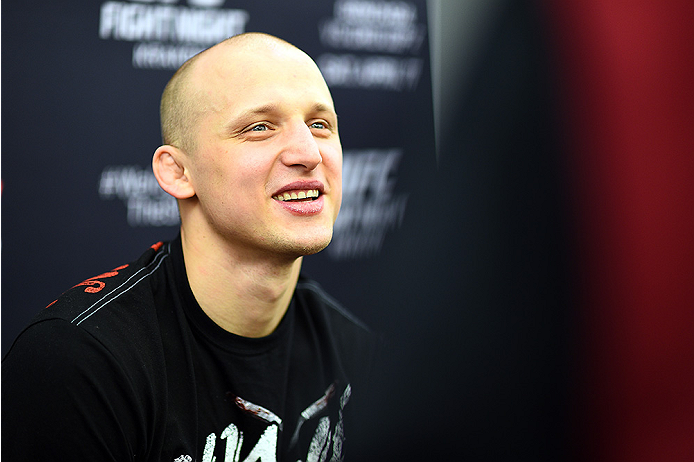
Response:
[180,228,302,338]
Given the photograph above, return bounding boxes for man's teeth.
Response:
[273,189,320,201]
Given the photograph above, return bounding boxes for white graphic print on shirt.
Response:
[191,384,351,462]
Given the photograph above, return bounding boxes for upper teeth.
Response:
[273,189,319,201]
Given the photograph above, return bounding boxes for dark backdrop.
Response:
[2,1,571,460]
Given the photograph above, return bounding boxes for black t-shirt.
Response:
[2,237,379,461]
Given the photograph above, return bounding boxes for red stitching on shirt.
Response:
[73,264,129,294]
[44,263,130,308]
[151,241,164,252]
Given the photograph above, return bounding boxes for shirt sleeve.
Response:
[2,318,146,461]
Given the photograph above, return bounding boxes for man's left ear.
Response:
[152,145,195,199]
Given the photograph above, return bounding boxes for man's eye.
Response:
[250,124,268,132]
[310,122,326,130]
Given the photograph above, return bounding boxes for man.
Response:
[2,33,379,461]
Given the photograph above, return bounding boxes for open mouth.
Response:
[272,189,320,202]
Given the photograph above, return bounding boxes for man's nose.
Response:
[279,122,323,170]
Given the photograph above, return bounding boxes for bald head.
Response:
[159,33,327,154]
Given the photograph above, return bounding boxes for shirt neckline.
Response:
[168,234,294,355]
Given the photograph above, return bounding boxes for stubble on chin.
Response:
[274,228,334,259]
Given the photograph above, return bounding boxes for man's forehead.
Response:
[194,36,314,76]
[195,43,320,85]
[187,44,332,109]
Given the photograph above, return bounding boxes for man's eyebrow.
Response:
[222,104,279,134]
[310,103,337,115]
[227,102,337,128]
[235,104,281,120]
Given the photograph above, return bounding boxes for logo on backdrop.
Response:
[98,0,250,69]
[317,0,426,91]
[97,148,408,259]
[330,149,408,260]
[99,165,179,227]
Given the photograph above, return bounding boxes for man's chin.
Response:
[299,241,331,257]
[296,235,333,256]
[283,231,333,258]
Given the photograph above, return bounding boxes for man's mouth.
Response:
[272,189,320,202]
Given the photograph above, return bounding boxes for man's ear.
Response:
[152,145,196,199]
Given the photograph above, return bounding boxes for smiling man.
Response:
[2,33,379,461]
[153,33,344,339]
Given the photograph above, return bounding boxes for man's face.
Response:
[183,44,342,259]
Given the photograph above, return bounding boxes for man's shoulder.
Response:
[1,242,177,460]
[295,275,372,335]
[13,240,176,363]
[38,241,172,325]
[294,276,381,367]
[294,274,382,390]
[5,241,176,379]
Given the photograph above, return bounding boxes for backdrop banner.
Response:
[3,1,579,459]
[2,0,435,354]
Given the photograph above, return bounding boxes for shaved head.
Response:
[159,33,322,154]
[153,31,342,264]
